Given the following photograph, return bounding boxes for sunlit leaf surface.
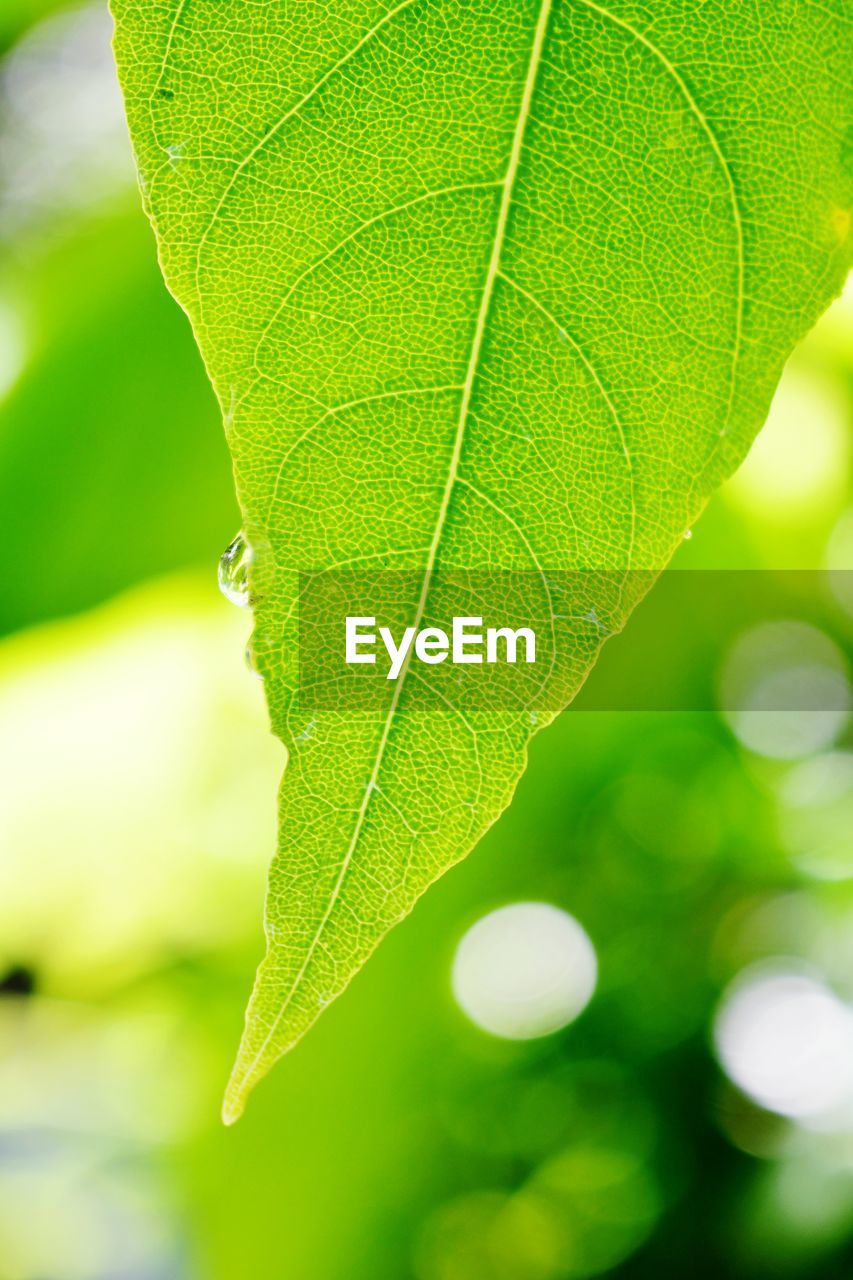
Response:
[111,0,853,1119]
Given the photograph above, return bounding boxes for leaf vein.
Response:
[192,0,421,318]
[251,180,502,377]
[573,0,745,437]
[497,269,636,574]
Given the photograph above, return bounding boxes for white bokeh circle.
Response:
[452,902,597,1040]
[714,964,853,1120]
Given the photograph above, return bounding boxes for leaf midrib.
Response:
[229,0,556,1097]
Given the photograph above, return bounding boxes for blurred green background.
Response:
[2,4,853,1277]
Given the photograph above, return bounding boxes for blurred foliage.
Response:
[0,0,238,635]
[0,209,238,634]
[1,0,66,53]
[1,4,853,1280]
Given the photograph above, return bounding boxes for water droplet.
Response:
[218,532,253,607]
[683,528,693,540]
[244,642,262,679]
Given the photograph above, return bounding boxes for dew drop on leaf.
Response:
[244,641,262,678]
[218,532,253,607]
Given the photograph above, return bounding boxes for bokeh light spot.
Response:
[778,752,853,881]
[0,3,133,239]
[714,963,853,1120]
[719,621,850,760]
[452,903,597,1040]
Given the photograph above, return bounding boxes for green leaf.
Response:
[110,0,853,1121]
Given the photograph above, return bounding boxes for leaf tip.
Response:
[221,1095,245,1126]
[221,1071,249,1126]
